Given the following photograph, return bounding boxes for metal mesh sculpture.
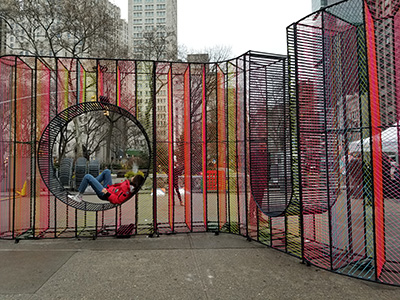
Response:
[0,0,400,287]
[37,102,151,211]
[288,0,400,285]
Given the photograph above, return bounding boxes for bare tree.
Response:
[55,127,75,161]
[179,45,232,63]
[0,0,59,56]
[0,0,132,165]
[80,112,109,159]
[137,44,232,130]
[176,46,232,136]
[134,26,177,61]
[0,0,128,58]
[58,1,128,59]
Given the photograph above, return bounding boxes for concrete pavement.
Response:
[0,233,398,300]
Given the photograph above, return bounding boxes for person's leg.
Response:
[68,174,94,202]
[77,173,93,194]
[96,169,112,187]
[173,182,182,204]
[81,174,105,197]
[174,184,180,199]
[69,174,105,202]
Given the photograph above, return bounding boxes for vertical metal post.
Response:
[215,63,220,233]
[101,210,105,233]
[235,58,241,232]
[96,59,99,99]
[115,60,118,105]
[95,212,98,239]
[31,58,38,237]
[243,54,249,239]
[114,206,118,237]
[169,62,176,232]
[152,61,158,235]
[119,206,122,234]
[12,56,17,239]
[321,11,334,270]
[116,60,121,233]
[203,63,208,230]
[74,60,80,237]
[43,60,51,237]
[76,58,79,104]
[54,58,58,238]
[189,64,193,232]
[225,63,230,233]
[74,208,78,238]
[356,25,369,260]
[134,60,139,235]
[292,23,306,263]
[361,1,378,282]
[283,56,288,251]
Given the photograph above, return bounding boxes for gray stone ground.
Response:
[0,233,399,300]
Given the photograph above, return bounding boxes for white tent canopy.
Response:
[349,126,400,153]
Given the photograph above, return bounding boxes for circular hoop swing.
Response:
[38,101,151,211]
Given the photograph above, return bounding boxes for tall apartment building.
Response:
[128,0,177,140]
[120,19,129,52]
[105,0,129,57]
[187,54,210,63]
[128,0,178,60]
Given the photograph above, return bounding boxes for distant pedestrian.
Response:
[174,160,184,206]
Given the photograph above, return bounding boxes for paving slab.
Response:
[0,233,398,300]
[0,250,75,294]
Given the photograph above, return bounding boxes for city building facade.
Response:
[128,0,178,60]
[128,0,178,140]
[187,54,210,63]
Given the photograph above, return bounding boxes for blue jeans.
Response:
[78,169,112,200]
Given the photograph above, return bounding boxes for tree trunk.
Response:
[74,118,83,158]
[105,122,114,164]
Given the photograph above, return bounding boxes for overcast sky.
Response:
[110,0,312,56]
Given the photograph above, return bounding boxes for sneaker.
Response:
[68,194,83,203]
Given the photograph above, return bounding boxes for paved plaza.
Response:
[0,232,398,300]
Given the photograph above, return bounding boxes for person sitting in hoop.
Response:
[68,169,144,204]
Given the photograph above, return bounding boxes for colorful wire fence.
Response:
[0,0,399,287]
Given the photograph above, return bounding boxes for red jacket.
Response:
[105,180,133,204]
